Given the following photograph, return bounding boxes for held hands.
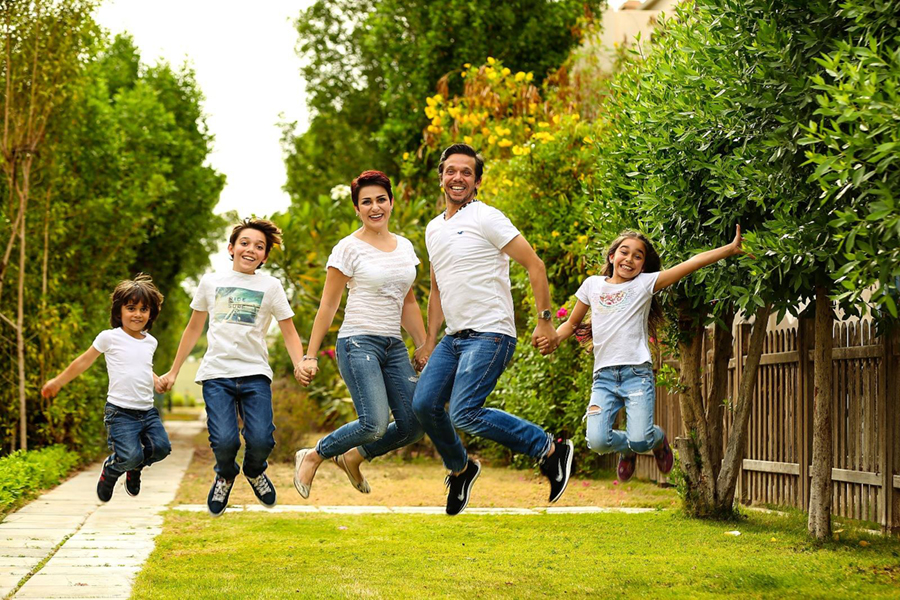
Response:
[296,359,319,387]
[157,371,177,393]
[41,378,61,399]
[532,319,559,356]
[413,340,434,372]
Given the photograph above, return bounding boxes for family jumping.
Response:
[41,142,745,516]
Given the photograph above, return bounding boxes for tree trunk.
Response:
[808,285,834,540]
[706,313,735,482]
[17,192,26,450]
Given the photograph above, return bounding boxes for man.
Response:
[413,143,573,516]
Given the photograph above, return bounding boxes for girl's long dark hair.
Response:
[576,231,666,345]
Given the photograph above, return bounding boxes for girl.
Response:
[293,170,426,498]
[540,226,744,482]
[42,274,170,502]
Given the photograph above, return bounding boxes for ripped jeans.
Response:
[316,335,423,460]
[585,362,664,456]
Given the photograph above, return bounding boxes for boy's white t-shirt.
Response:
[327,233,419,339]
[190,270,294,382]
[425,201,520,338]
[575,272,661,372]
[92,328,157,410]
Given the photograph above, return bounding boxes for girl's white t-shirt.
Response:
[92,328,157,410]
[327,233,419,339]
[575,272,660,372]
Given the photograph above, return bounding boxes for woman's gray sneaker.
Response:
[207,475,235,517]
[445,459,481,516]
[247,472,277,507]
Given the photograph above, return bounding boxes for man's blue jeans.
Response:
[412,331,551,473]
[585,362,664,455]
[202,375,275,480]
[316,335,424,460]
[103,403,172,478]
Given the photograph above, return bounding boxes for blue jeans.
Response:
[317,335,424,460]
[202,375,275,480]
[585,362,664,456]
[412,330,551,472]
[103,403,172,478]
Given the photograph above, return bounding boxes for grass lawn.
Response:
[132,509,900,599]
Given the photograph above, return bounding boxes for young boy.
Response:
[42,275,170,502]
[160,218,304,516]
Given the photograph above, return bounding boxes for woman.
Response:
[293,170,427,498]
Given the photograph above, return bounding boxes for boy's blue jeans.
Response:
[316,335,423,460]
[103,403,171,478]
[202,375,275,480]
[412,331,551,473]
[585,362,664,456]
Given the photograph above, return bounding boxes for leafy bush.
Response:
[0,445,83,515]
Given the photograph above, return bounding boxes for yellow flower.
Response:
[503,178,513,187]
[431,116,443,126]
[487,56,496,65]
[515,71,526,82]
[498,139,512,148]
[501,67,511,77]
[425,106,437,119]
[538,121,550,129]
[552,114,561,125]
[551,231,560,237]
[525,72,534,82]
[583,136,594,144]
[481,127,491,136]
[487,71,498,81]
[403,152,410,161]
[571,114,580,121]
[577,235,588,244]
[464,63,471,69]
[463,135,473,144]
[488,135,497,145]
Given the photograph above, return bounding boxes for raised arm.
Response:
[278,317,305,383]
[297,267,349,386]
[654,224,745,293]
[160,310,207,391]
[501,235,558,353]
[41,346,102,398]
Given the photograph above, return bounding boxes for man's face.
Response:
[441,154,479,206]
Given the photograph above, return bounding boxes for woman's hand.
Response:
[414,340,434,372]
[295,359,319,387]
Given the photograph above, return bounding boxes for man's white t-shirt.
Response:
[425,201,519,338]
[92,328,157,410]
[575,272,660,372]
[191,270,294,382]
[327,233,419,339]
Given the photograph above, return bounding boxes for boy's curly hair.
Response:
[110,274,164,331]
[229,218,283,268]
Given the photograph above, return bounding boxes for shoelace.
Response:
[249,475,272,495]
[211,478,231,502]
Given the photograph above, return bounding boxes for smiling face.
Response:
[440,154,480,206]
[228,227,268,274]
[355,184,393,232]
[120,301,150,337]
[608,237,646,283]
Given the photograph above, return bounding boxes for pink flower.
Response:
[556,307,568,318]
[320,348,336,360]
[649,337,657,344]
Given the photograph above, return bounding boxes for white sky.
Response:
[95,0,314,275]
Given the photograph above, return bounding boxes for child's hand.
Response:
[729,224,754,258]
[41,379,61,399]
[295,360,318,387]
[158,371,176,393]
[153,374,165,394]
[532,320,559,355]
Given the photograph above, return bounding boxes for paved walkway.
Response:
[0,419,204,600]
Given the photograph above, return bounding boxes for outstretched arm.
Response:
[297,267,348,386]
[278,317,305,384]
[159,310,207,391]
[654,224,745,293]
[536,300,590,354]
[502,235,558,354]
[42,347,102,398]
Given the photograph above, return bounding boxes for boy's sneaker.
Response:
[444,459,481,516]
[540,437,574,503]
[124,469,142,497]
[96,465,117,502]
[207,475,234,517]
[617,453,636,483]
[246,472,276,508]
[653,435,674,475]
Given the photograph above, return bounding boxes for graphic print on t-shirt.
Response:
[213,287,264,325]
[592,286,636,314]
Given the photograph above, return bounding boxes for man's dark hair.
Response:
[110,274,164,331]
[351,170,393,207]
[438,143,485,181]
[229,218,283,267]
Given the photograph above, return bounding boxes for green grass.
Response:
[132,510,900,599]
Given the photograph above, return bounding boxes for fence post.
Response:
[881,329,899,535]
[797,317,814,512]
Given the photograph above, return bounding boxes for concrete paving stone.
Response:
[0,567,30,577]
[389,506,447,514]
[0,557,41,568]
[38,558,144,569]
[1,574,26,588]
[466,508,538,515]
[27,572,135,587]
[0,548,51,558]
[29,567,137,576]
[14,584,132,598]
[0,539,57,549]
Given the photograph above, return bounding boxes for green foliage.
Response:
[0,445,83,515]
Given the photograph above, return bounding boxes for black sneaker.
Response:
[97,465,117,502]
[444,459,481,516]
[125,469,141,497]
[540,437,574,503]
[246,472,276,508]
[207,475,235,517]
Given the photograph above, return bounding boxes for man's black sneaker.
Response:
[246,472,276,508]
[124,469,142,497]
[444,459,481,516]
[540,437,574,503]
[97,465,117,502]
[207,475,235,517]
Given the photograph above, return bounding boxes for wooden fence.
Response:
[633,318,900,534]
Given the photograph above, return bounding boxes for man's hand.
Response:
[296,359,318,387]
[414,340,434,372]
[532,320,559,355]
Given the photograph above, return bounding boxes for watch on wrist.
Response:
[538,309,552,321]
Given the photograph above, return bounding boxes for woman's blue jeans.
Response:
[585,362,664,456]
[317,335,424,460]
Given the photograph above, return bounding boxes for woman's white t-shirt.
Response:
[575,272,660,372]
[92,328,157,410]
[327,233,419,339]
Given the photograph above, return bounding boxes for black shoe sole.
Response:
[549,440,574,503]
[447,461,481,516]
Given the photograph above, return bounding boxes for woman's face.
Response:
[356,184,393,231]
